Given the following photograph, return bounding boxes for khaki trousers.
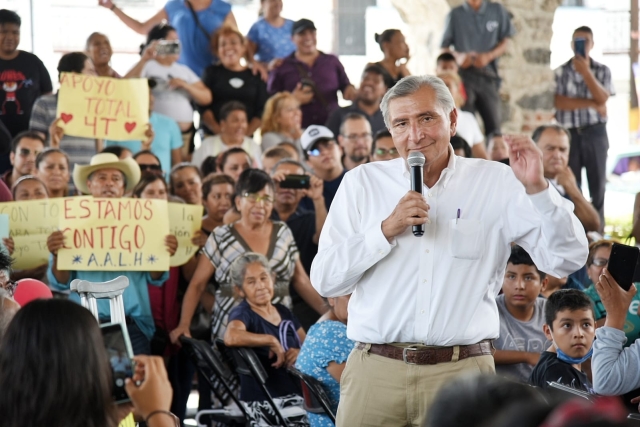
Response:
[336,344,495,427]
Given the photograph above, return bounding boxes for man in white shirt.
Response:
[310,75,588,427]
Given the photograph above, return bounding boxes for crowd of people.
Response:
[0,0,632,426]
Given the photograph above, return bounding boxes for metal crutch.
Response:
[71,276,129,324]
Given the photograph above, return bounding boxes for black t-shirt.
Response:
[200,64,268,134]
[528,351,594,393]
[0,51,52,137]
[228,300,302,401]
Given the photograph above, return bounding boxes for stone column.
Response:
[390,0,563,133]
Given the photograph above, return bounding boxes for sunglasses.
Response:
[375,148,399,156]
[139,164,162,171]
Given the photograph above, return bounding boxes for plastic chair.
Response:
[71,276,129,323]
[287,366,336,424]
[216,339,292,427]
[179,336,248,426]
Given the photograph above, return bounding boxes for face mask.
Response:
[549,330,593,364]
[556,346,593,364]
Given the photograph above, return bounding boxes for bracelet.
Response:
[145,410,179,426]
[110,4,117,10]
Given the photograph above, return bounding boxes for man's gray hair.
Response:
[380,75,456,129]
[0,287,18,342]
[229,252,272,289]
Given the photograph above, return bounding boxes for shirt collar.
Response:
[401,145,458,189]
[463,1,487,14]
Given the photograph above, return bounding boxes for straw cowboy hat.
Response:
[73,153,141,195]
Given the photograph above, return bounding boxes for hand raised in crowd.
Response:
[49,118,64,148]
[141,40,159,62]
[381,191,430,241]
[2,237,14,256]
[97,0,115,9]
[292,82,314,105]
[595,268,636,331]
[302,174,324,202]
[164,235,178,257]
[505,135,548,195]
[472,52,493,69]
[190,230,208,248]
[268,58,284,72]
[572,54,591,77]
[124,355,173,422]
[284,347,300,368]
[47,230,66,255]
[268,336,286,368]
[141,124,155,151]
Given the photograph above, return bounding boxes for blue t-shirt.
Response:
[228,300,302,401]
[164,0,232,76]
[47,254,169,341]
[105,112,182,177]
[295,320,353,427]
[246,18,296,64]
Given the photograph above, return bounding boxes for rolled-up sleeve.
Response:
[592,326,640,395]
[310,171,395,297]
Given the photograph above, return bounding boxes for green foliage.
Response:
[605,215,634,245]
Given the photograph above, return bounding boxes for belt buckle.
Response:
[402,346,418,365]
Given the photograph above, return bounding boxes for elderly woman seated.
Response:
[224,252,308,426]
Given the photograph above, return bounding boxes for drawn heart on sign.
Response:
[124,122,137,133]
[60,113,73,124]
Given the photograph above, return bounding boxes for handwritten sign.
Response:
[0,199,62,269]
[57,197,170,271]
[57,73,149,141]
[169,203,203,267]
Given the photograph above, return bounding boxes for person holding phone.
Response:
[554,26,614,230]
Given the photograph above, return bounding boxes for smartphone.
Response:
[100,323,135,403]
[608,243,640,291]
[156,40,181,56]
[280,174,310,189]
[574,37,586,58]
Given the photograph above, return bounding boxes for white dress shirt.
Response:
[310,148,588,346]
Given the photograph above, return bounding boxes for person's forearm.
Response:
[123,58,150,78]
[555,94,597,111]
[582,72,610,105]
[177,278,207,328]
[186,85,212,106]
[488,38,509,60]
[51,255,71,284]
[471,143,488,160]
[112,7,149,35]
[312,197,327,244]
[247,118,261,136]
[201,111,219,133]
[293,272,327,315]
[493,349,538,365]
[563,184,601,232]
[592,327,640,395]
[224,328,277,348]
[180,255,198,282]
[171,148,183,166]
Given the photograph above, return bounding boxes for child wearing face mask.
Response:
[528,289,596,393]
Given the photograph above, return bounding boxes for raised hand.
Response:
[505,135,548,195]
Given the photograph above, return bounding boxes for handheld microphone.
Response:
[407,152,425,237]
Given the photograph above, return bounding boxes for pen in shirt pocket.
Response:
[456,209,461,224]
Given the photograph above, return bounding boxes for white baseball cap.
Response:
[300,125,335,151]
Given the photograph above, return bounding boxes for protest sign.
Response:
[57,197,170,271]
[56,73,149,141]
[168,203,203,267]
[0,199,62,269]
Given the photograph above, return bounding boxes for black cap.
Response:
[292,19,316,35]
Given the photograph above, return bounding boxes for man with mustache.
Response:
[2,131,44,189]
[338,113,373,171]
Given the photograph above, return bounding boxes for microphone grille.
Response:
[407,151,425,167]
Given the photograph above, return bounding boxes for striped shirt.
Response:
[554,58,614,128]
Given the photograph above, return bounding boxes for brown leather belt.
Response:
[355,340,494,365]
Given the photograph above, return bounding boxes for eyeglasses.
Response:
[307,140,336,157]
[343,132,372,141]
[242,192,274,204]
[592,258,608,267]
[375,147,399,156]
[139,164,162,171]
